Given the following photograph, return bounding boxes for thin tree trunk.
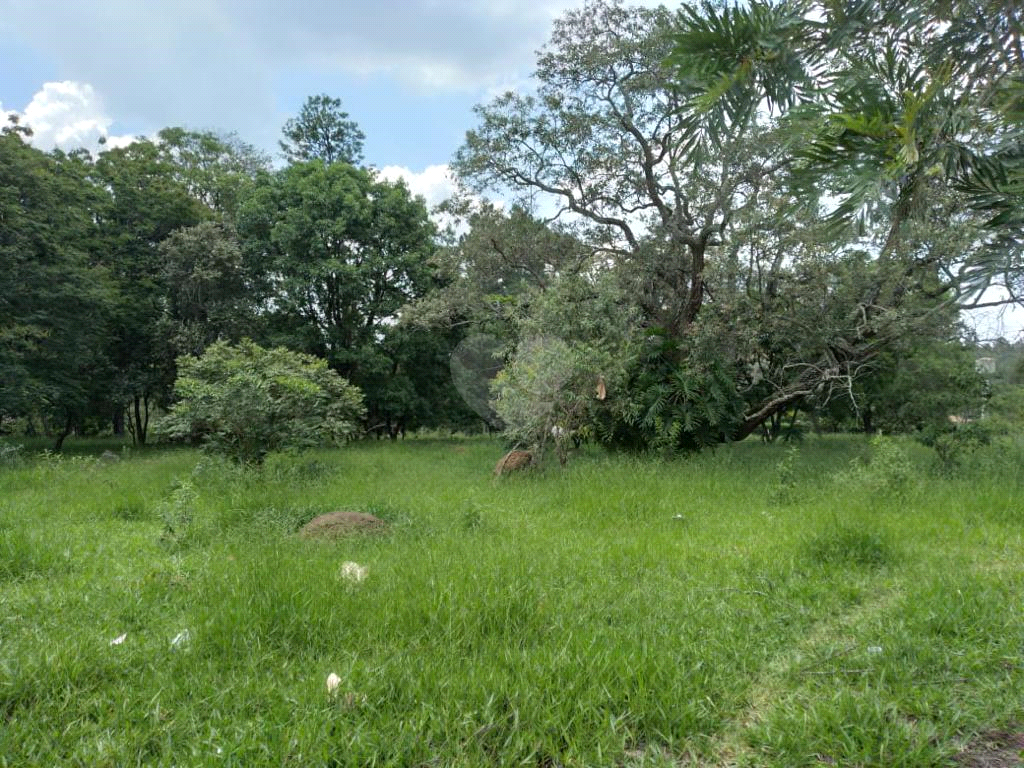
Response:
[53,415,74,452]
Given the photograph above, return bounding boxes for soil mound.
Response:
[494,449,533,476]
[299,511,388,539]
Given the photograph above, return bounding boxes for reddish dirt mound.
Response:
[955,730,1024,767]
[299,512,388,539]
[494,449,533,476]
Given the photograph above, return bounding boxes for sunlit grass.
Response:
[0,434,1022,766]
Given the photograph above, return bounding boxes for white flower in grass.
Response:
[326,672,342,695]
[339,561,368,583]
[109,633,127,646]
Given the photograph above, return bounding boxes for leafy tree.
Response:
[158,340,364,463]
[159,221,259,356]
[452,0,1022,452]
[453,1,852,448]
[668,0,1024,298]
[411,202,592,335]
[94,139,210,444]
[156,127,271,219]
[0,121,114,448]
[279,94,366,166]
[237,160,440,432]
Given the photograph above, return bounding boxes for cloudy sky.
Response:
[0,0,663,207]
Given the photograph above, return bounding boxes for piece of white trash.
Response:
[339,561,368,583]
[171,629,192,649]
[867,645,883,655]
[326,672,342,695]
[109,633,127,646]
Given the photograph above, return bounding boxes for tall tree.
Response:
[279,94,366,166]
[156,127,271,219]
[454,1,830,448]
[237,160,439,433]
[94,139,209,444]
[0,121,113,447]
[452,0,1008,452]
[668,0,1024,301]
[159,221,259,357]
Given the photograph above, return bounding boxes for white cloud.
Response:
[8,82,136,152]
[377,164,459,211]
[1,1,665,138]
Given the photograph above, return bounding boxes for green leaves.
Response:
[279,94,365,166]
[669,0,819,143]
[158,340,365,464]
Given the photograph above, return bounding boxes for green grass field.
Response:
[1,435,1022,766]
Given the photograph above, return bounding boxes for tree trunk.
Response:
[130,395,150,446]
[862,404,874,434]
[112,408,125,436]
[53,414,74,452]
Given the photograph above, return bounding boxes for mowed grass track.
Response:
[0,437,1022,766]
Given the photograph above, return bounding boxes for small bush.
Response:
[157,340,365,464]
[769,445,801,505]
[916,421,993,474]
[833,434,915,500]
[0,442,24,468]
[158,480,198,547]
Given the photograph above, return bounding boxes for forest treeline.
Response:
[2,0,1022,453]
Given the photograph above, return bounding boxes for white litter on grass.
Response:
[867,645,883,655]
[326,672,342,695]
[339,561,368,583]
[171,629,192,649]
[109,633,127,646]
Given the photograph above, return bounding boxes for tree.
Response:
[156,127,271,220]
[453,1,849,448]
[279,94,366,166]
[237,160,440,433]
[158,340,364,464]
[93,139,210,444]
[667,0,1024,302]
[159,221,259,357]
[452,0,1023,452]
[0,121,114,448]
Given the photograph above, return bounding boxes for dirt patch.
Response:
[954,730,1024,767]
[299,512,388,540]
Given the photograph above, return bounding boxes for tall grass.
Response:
[0,434,1022,766]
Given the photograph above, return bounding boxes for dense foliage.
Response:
[158,340,364,463]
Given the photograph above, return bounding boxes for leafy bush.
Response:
[770,445,802,505]
[158,480,198,547]
[833,434,915,500]
[491,336,605,464]
[0,442,24,468]
[158,340,365,463]
[916,421,993,474]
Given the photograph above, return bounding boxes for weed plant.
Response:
[0,435,1021,766]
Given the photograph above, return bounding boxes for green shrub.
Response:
[157,340,365,464]
[917,421,993,474]
[833,434,915,500]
